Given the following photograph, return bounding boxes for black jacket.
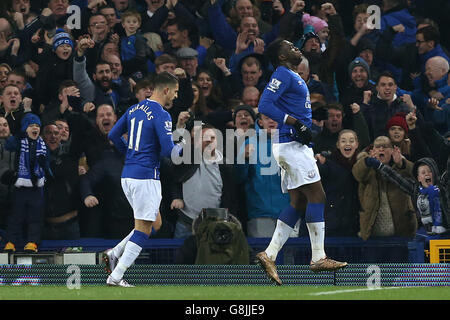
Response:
[362,96,413,141]
[34,49,74,107]
[340,81,376,130]
[301,150,360,237]
[79,148,134,238]
[44,145,80,218]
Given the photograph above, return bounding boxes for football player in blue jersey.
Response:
[104,72,182,287]
[256,39,347,285]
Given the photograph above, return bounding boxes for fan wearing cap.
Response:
[176,47,199,78]
[2,112,51,254]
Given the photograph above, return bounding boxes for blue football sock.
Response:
[305,203,326,262]
[305,203,324,223]
[278,204,301,228]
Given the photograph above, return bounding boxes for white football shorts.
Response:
[272,141,321,193]
[121,178,162,221]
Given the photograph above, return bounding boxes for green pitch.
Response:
[1,285,450,300]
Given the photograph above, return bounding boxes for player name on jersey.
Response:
[129,102,154,121]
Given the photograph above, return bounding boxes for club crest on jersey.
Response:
[307,170,316,178]
[267,78,282,92]
[165,121,172,131]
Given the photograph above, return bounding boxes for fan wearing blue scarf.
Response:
[2,113,50,254]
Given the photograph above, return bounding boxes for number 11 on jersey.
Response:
[129,117,143,151]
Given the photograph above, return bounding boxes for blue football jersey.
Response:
[258,66,312,143]
[108,99,176,180]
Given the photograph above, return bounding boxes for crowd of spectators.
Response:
[0,0,449,253]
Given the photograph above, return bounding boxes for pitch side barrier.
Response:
[30,236,429,264]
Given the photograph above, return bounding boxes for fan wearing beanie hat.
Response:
[2,111,48,254]
[21,113,42,140]
[386,112,411,157]
[348,57,370,89]
[302,14,329,51]
[295,27,321,53]
[53,28,74,61]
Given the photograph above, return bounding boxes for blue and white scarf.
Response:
[418,185,446,234]
[15,137,47,188]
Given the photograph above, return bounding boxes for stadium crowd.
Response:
[0,0,449,253]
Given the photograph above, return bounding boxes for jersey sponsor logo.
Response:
[305,93,311,109]
[267,78,282,92]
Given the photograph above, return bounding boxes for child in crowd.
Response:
[2,113,51,253]
[119,9,154,78]
[313,129,361,236]
[32,28,75,111]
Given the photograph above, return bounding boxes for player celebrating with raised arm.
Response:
[256,39,347,285]
[104,72,181,287]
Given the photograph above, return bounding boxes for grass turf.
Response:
[1,285,450,300]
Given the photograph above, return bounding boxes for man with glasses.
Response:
[376,24,449,91]
[83,14,113,75]
[352,135,417,240]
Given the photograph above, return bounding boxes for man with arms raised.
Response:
[256,39,347,285]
